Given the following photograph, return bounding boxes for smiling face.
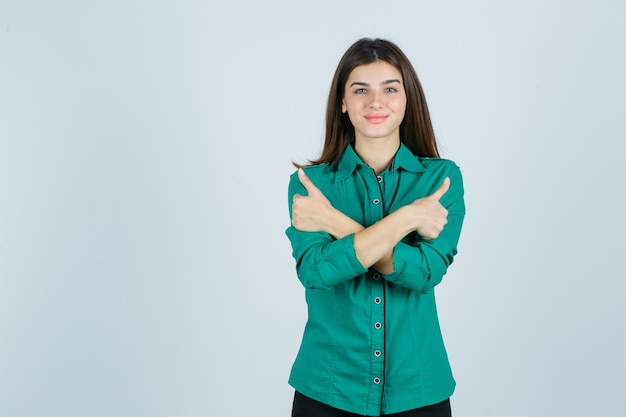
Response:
[341,60,407,146]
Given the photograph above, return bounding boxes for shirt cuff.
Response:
[315,233,368,288]
[384,242,447,293]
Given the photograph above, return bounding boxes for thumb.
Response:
[429,177,450,201]
[298,168,321,196]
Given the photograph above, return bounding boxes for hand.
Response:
[291,168,336,233]
[409,177,450,240]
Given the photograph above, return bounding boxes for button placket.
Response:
[364,167,386,394]
[370,271,385,392]
[364,167,384,218]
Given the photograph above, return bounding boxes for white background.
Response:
[1,1,625,416]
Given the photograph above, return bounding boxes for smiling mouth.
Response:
[365,115,388,124]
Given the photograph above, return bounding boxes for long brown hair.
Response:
[304,38,439,167]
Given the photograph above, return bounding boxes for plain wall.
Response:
[1,1,625,416]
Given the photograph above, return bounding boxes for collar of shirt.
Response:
[334,142,428,182]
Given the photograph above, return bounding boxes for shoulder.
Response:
[418,157,462,178]
[418,157,460,171]
[288,163,335,196]
[421,158,465,208]
[417,157,465,199]
[289,163,334,184]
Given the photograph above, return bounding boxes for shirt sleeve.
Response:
[383,164,466,293]
[285,171,368,289]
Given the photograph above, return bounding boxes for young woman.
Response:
[286,38,465,417]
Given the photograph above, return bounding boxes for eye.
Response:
[355,88,367,94]
[385,87,398,93]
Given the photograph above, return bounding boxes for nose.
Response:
[369,90,383,109]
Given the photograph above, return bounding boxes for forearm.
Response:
[325,209,396,273]
[353,207,414,270]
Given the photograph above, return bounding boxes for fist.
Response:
[291,168,333,232]
[410,177,450,240]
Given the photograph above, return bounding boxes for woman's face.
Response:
[341,61,407,145]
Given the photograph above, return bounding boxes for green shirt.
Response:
[286,143,466,416]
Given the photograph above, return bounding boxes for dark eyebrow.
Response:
[349,79,402,88]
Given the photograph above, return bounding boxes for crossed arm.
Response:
[291,168,450,275]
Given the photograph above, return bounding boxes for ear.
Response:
[341,99,347,113]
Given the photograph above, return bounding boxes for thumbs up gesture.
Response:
[409,177,450,240]
[291,168,335,233]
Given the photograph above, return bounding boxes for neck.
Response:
[354,136,400,174]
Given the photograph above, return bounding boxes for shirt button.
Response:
[372,198,380,205]
[374,322,382,329]
[373,377,381,384]
[374,297,381,304]
[377,175,383,183]
[374,350,382,357]
[373,273,381,280]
